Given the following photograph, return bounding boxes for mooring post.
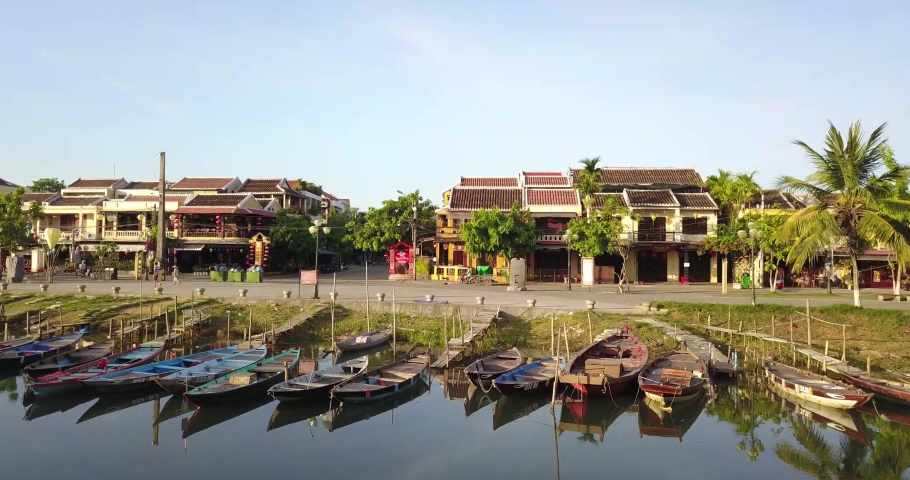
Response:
[248,308,253,342]
[806,299,811,347]
[3,322,7,342]
[586,311,593,345]
[119,318,123,344]
[550,315,555,356]
[841,325,847,362]
[771,315,775,337]
[226,311,231,347]
[866,356,871,374]
[108,318,113,339]
[443,314,448,368]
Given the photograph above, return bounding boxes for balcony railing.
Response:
[103,230,144,240]
[633,231,708,242]
[436,227,461,237]
[181,227,262,239]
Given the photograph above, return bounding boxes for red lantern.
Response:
[662,252,667,259]
[651,252,657,258]
[640,251,646,258]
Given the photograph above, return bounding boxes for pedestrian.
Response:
[153,262,161,288]
[172,264,180,285]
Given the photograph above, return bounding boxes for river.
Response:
[1,345,908,479]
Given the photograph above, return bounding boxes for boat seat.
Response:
[661,368,694,383]
[369,376,406,384]
[513,374,549,382]
[251,366,287,373]
[320,373,352,378]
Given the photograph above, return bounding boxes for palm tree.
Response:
[778,121,910,307]
[705,170,761,292]
[575,157,603,217]
[580,157,602,173]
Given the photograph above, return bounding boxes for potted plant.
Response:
[246,266,263,283]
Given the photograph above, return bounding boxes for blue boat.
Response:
[155,345,269,393]
[493,357,564,397]
[0,328,87,368]
[81,346,237,393]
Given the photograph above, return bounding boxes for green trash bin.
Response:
[741,274,751,289]
[246,271,262,283]
[476,265,492,276]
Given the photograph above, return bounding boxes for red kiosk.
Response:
[387,242,413,278]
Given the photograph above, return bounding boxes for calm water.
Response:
[1,346,909,480]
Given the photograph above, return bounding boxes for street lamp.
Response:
[309,219,332,299]
[737,222,764,306]
[562,229,579,291]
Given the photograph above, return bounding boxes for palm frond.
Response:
[778,205,840,269]
[777,176,834,202]
[775,444,827,476]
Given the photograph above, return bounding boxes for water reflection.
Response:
[267,401,334,432]
[559,395,634,443]
[154,393,194,426]
[182,396,274,438]
[492,393,550,431]
[78,390,170,424]
[322,380,429,432]
[638,392,706,441]
[464,383,500,418]
[24,389,98,421]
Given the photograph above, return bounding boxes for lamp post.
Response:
[737,222,764,306]
[309,220,332,299]
[562,229,579,291]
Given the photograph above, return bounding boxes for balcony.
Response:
[436,227,461,238]
[633,231,708,243]
[181,227,264,241]
[101,230,178,241]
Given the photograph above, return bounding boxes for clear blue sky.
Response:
[1,1,907,208]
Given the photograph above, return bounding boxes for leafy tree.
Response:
[28,178,66,193]
[778,121,910,307]
[566,196,637,292]
[93,241,120,269]
[880,146,910,295]
[1,188,44,276]
[575,157,602,216]
[754,214,792,291]
[344,190,436,253]
[269,211,316,271]
[705,169,761,293]
[460,202,536,268]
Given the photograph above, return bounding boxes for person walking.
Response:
[153,262,161,288]
[172,264,180,285]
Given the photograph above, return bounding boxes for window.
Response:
[681,217,708,234]
[439,215,447,227]
[637,217,667,241]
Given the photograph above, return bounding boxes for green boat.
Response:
[185,348,301,407]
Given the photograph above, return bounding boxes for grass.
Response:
[652,301,910,373]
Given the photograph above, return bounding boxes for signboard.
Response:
[299,270,318,285]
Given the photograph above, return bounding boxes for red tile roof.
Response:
[450,188,521,210]
[21,192,56,204]
[571,168,703,186]
[171,177,236,190]
[237,179,289,194]
[176,207,276,218]
[625,189,679,207]
[122,195,190,205]
[459,177,519,188]
[527,189,579,206]
[522,171,564,176]
[68,179,121,188]
[47,196,105,207]
[185,194,253,208]
[592,193,627,208]
[524,176,571,187]
[675,193,718,209]
[122,181,162,190]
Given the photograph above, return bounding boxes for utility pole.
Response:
[157,152,167,266]
[412,198,418,281]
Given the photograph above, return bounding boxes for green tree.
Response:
[705,170,761,293]
[755,214,792,291]
[1,188,44,276]
[778,121,910,307]
[566,196,635,292]
[344,191,436,253]
[575,157,602,216]
[269,211,316,270]
[93,241,120,269]
[880,146,910,296]
[28,178,66,193]
[460,202,536,268]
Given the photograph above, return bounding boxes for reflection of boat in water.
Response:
[464,383,500,418]
[858,404,910,426]
[323,380,428,432]
[557,395,634,442]
[77,390,171,424]
[267,401,334,432]
[153,393,196,426]
[766,383,871,446]
[335,342,391,365]
[492,393,550,431]
[24,390,99,421]
[638,390,706,441]
[182,396,274,439]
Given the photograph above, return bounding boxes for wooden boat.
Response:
[183,396,274,439]
[840,372,910,407]
[335,342,390,364]
[492,393,550,430]
[493,357,563,397]
[269,356,368,402]
[82,346,237,393]
[155,346,268,393]
[30,341,166,398]
[763,360,872,409]
[77,390,170,424]
[331,353,429,404]
[766,383,871,446]
[267,400,335,431]
[639,390,706,441]
[0,328,86,367]
[559,396,635,442]
[464,383,500,418]
[23,341,114,379]
[323,381,429,432]
[184,348,301,407]
[895,372,910,383]
[560,326,649,396]
[464,348,524,390]
[335,327,393,353]
[0,337,36,352]
[638,344,708,410]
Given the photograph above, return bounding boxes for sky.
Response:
[1,1,908,208]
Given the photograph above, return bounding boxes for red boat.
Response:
[559,325,648,396]
[840,372,910,408]
[638,343,708,410]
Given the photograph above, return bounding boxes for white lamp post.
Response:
[562,229,579,291]
[737,222,764,306]
[309,219,332,299]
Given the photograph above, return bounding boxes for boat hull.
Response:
[466,371,502,390]
[30,379,85,398]
[30,343,165,398]
[494,376,557,397]
[82,376,164,393]
[335,375,425,404]
[185,371,288,407]
[270,382,334,403]
[0,340,80,368]
[335,332,391,352]
[643,387,705,409]
[840,373,910,407]
[764,362,872,410]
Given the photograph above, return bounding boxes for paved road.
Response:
[5,266,910,311]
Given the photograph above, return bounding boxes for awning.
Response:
[77,244,99,252]
[118,244,146,252]
[176,244,206,252]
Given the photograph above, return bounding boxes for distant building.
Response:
[0,178,22,194]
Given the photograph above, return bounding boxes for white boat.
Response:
[763,360,872,410]
[155,345,269,392]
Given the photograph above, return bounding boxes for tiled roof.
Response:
[592,193,627,208]
[744,190,805,210]
[625,189,679,207]
[527,189,579,206]
[571,168,704,186]
[122,181,162,190]
[322,191,338,200]
[0,178,21,188]
[185,194,253,208]
[450,188,521,210]
[524,176,571,187]
[177,207,276,218]
[47,196,105,207]
[122,195,189,204]
[68,179,121,188]
[459,177,519,188]
[237,179,287,194]
[522,171,564,176]
[21,193,56,204]
[676,193,718,209]
[171,177,235,190]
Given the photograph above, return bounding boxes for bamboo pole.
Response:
[841,325,847,362]
[586,311,593,344]
[392,290,397,355]
[119,318,123,344]
[550,315,555,355]
[3,322,7,342]
[789,316,793,344]
[226,311,231,346]
[108,318,113,339]
[330,296,335,350]
[458,310,464,346]
[806,299,811,347]
[443,314,448,368]
[771,315,775,337]
[867,356,871,374]
[27,312,30,335]
[248,308,253,342]
[550,329,561,408]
